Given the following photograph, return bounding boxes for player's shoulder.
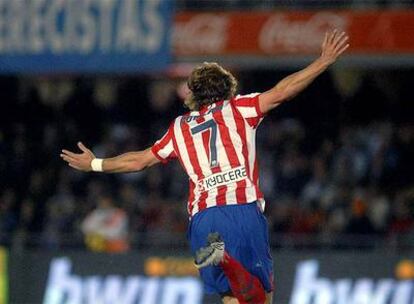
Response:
[231,93,261,106]
[234,93,261,100]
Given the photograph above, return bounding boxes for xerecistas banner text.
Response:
[0,0,171,73]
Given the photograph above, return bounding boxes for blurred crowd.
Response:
[0,67,413,251]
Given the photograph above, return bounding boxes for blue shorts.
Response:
[188,202,274,295]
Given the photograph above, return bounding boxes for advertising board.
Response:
[0,0,171,73]
[174,10,414,57]
[8,251,414,303]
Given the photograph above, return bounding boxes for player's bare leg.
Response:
[222,292,273,304]
[265,292,273,304]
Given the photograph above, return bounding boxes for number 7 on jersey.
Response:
[191,119,218,167]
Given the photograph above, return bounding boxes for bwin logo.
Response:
[290,260,413,304]
[43,257,202,304]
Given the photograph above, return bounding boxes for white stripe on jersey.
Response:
[236,106,258,119]
[154,131,174,160]
[172,117,201,214]
[162,140,174,159]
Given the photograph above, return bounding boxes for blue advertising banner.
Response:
[0,0,171,73]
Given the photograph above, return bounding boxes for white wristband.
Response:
[91,158,104,172]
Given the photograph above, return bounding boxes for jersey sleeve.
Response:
[151,122,177,164]
[231,93,264,128]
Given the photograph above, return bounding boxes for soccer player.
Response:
[61,30,349,304]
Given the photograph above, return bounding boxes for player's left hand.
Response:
[319,29,349,66]
[60,142,95,171]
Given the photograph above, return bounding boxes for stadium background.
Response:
[1,0,414,303]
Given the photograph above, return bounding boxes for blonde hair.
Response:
[185,62,238,111]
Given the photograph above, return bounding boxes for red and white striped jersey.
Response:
[151,93,266,217]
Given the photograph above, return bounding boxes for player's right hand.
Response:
[319,29,349,66]
[60,142,95,172]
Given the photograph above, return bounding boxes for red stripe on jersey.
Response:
[253,158,264,199]
[231,103,253,203]
[170,123,185,172]
[213,103,247,204]
[160,124,175,146]
[188,180,196,215]
[233,97,254,107]
[246,117,261,129]
[181,117,208,212]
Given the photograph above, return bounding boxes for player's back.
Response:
[152,93,265,216]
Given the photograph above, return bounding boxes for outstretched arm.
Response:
[60,142,160,173]
[259,29,349,114]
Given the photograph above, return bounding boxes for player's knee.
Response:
[222,295,239,304]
